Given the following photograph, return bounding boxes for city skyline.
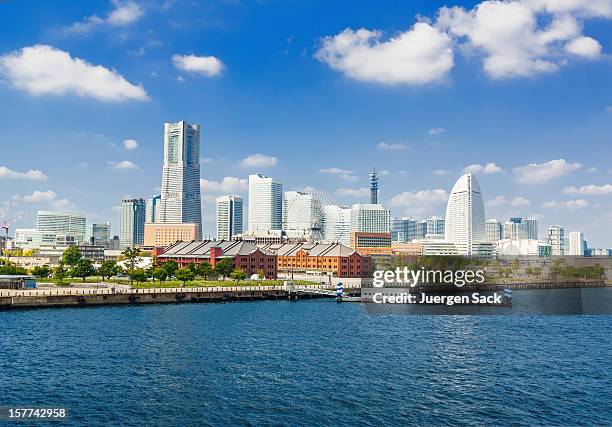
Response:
[1,0,611,246]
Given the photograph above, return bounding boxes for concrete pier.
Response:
[0,283,360,309]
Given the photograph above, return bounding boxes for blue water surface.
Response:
[0,297,611,426]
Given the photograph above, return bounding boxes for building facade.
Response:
[350,232,393,256]
[146,195,161,224]
[85,223,111,247]
[350,204,390,234]
[547,225,565,256]
[119,198,146,248]
[283,191,314,235]
[143,223,198,247]
[322,205,351,246]
[486,219,503,243]
[216,195,243,241]
[158,121,203,239]
[568,231,585,256]
[444,173,486,256]
[36,210,86,243]
[392,218,416,243]
[248,174,283,232]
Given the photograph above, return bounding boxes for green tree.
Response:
[71,259,95,282]
[98,260,119,282]
[175,267,195,286]
[152,267,168,283]
[121,247,142,285]
[257,269,265,280]
[53,262,67,285]
[31,265,51,279]
[0,261,28,275]
[164,260,179,278]
[196,262,213,279]
[187,262,198,273]
[129,268,148,286]
[230,268,247,281]
[62,246,82,267]
[214,258,234,279]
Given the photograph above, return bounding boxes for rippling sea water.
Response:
[1,292,611,426]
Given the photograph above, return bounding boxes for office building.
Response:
[119,198,146,248]
[350,231,393,256]
[503,221,528,240]
[85,223,111,247]
[568,231,585,256]
[216,195,243,241]
[322,205,351,246]
[425,216,445,239]
[146,195,161,224]
[522,217,539,240]
[144,223,198,247]
[486,219,503,243]
[391,218,416,243]
[547,225,565,256]
[351,204,390,233]
[36,210,86,243]
[248,174,283,231]
[415,220,428,240]
[444,173,486,256]
[158,121,203,239]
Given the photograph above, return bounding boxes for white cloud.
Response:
[320,167,358,182]
[200,177,247,193]
[511,196,531,207]
[463,162,503,174]
[377,142,408,151]
[436,0,607,79]
[513,159,581,183]
[123,139,138,150]
[389,189,449,216]
[487,195,508,208]
[563,184,612,195]
[0,45,148,102]
[66,1,143,34]
[542,199,590,209]
[337,187,370,197]
[432,169,451,176]
[109,160,138,170]
[16,190,75,210]
[240,154,278,168]
[172,54,224,77]
[0,166,47,181]
[429,127,446,135]
[565,36,602,58]
[315,22,454,85]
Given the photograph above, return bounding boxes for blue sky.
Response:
[0,0,611,246]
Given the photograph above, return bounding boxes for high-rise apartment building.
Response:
[36,210,86,243]
[146,195,161,224]
[547,225,565,256]
[486,219,503,243]
[444,173,486,255]
[216,195,243,241]
[120,198,146,248]
[247,174,283,231]
[85,222,111,247]
[568,231,584,256]
[158,121,202,239]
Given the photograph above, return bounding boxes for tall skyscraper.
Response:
[522,217,539,240]
[391,218,416,243]
[568,231,584,256]
[323,205,352,245]
[146,195,161,224]
[350,204,390,233]
[158,121,202,239]
[120,198,146,248]
[37,210,86,243]
[547,225,564,256]
[216,195,243,240]
[369,168,379,204]
[445,173,486,255]
[486,219,503,243]
[85,222,111,247]
[248,174,283,231]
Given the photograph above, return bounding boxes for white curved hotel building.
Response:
[444,173,486,256]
